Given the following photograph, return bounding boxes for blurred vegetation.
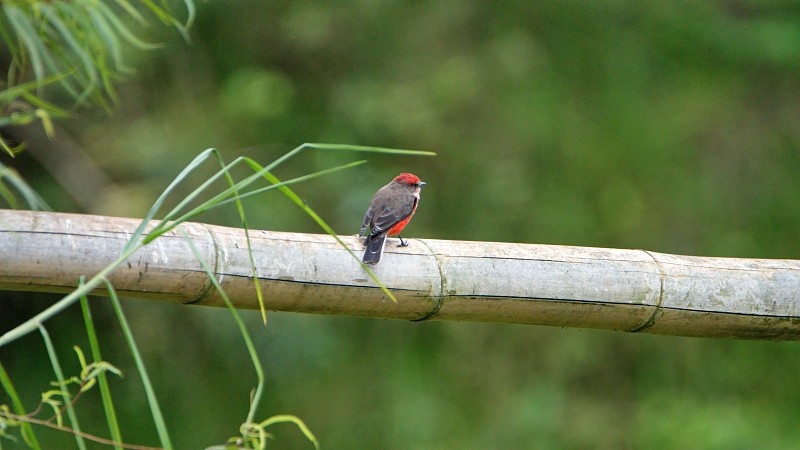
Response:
[0,0,194,155]
[2,0,800,448]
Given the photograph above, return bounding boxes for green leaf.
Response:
[0,363,41,449]
[80,275,124,448]
[125,148,218,252]
[259,415,320,450]
[302,142,437,156]
[39,324,87,450]
[94,2,161,50]
[39,4,99,104]
[0,161,51,211]
[3,6,47,84]
[87,8,132,73]
[179,230,265,430]
[103,279,173,449]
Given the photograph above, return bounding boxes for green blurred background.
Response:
[3,1,800,448]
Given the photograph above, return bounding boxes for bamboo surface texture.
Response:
[1,210,799,340]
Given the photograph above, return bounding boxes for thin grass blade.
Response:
[103,279,172,450]
[0,243,145,347]
[211,152,268,325]
[152,158,361,237]
[0,71,70,103]
[125,148,217,252]
[180,0,196,31]
[38,324,87,450]
[87,9,131,73]
[0,176,19,208]
[257,140,433,174]
[243,160,399,303]
[3,6,47,84]
[4,6,82,99]
[207,160,367,211]
[0,161,51,211]
[79,278,123,450]
[303,142,436,156]
[20,90,73,119]
[0,362,41,449]
[148,151,249,233]
[110,0,148,25]
[259,415,319,450]
[179,229,265,428]
[94,2,161,50]
[41,4,98,104]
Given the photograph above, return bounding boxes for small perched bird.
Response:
[360,173,426,265]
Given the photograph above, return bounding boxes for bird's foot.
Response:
[397,236,409,247]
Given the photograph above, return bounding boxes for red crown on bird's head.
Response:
[393,173,422,185]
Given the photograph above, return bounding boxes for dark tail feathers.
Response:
[362,233,387,265]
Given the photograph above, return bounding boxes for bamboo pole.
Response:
[1,210,799,340]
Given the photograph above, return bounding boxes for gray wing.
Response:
[369,190,416,236]
[369,205,405,235]
[360,206,375,236]
[361,183,416,237]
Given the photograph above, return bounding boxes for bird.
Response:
[359,173,426,265]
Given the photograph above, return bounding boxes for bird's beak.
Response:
[419,181,427,187]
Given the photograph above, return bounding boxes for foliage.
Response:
[0,159,50,210]
[0,0,194,155]
[0,144,431,448]
[3,1,800,448]
[0,344,121,449]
